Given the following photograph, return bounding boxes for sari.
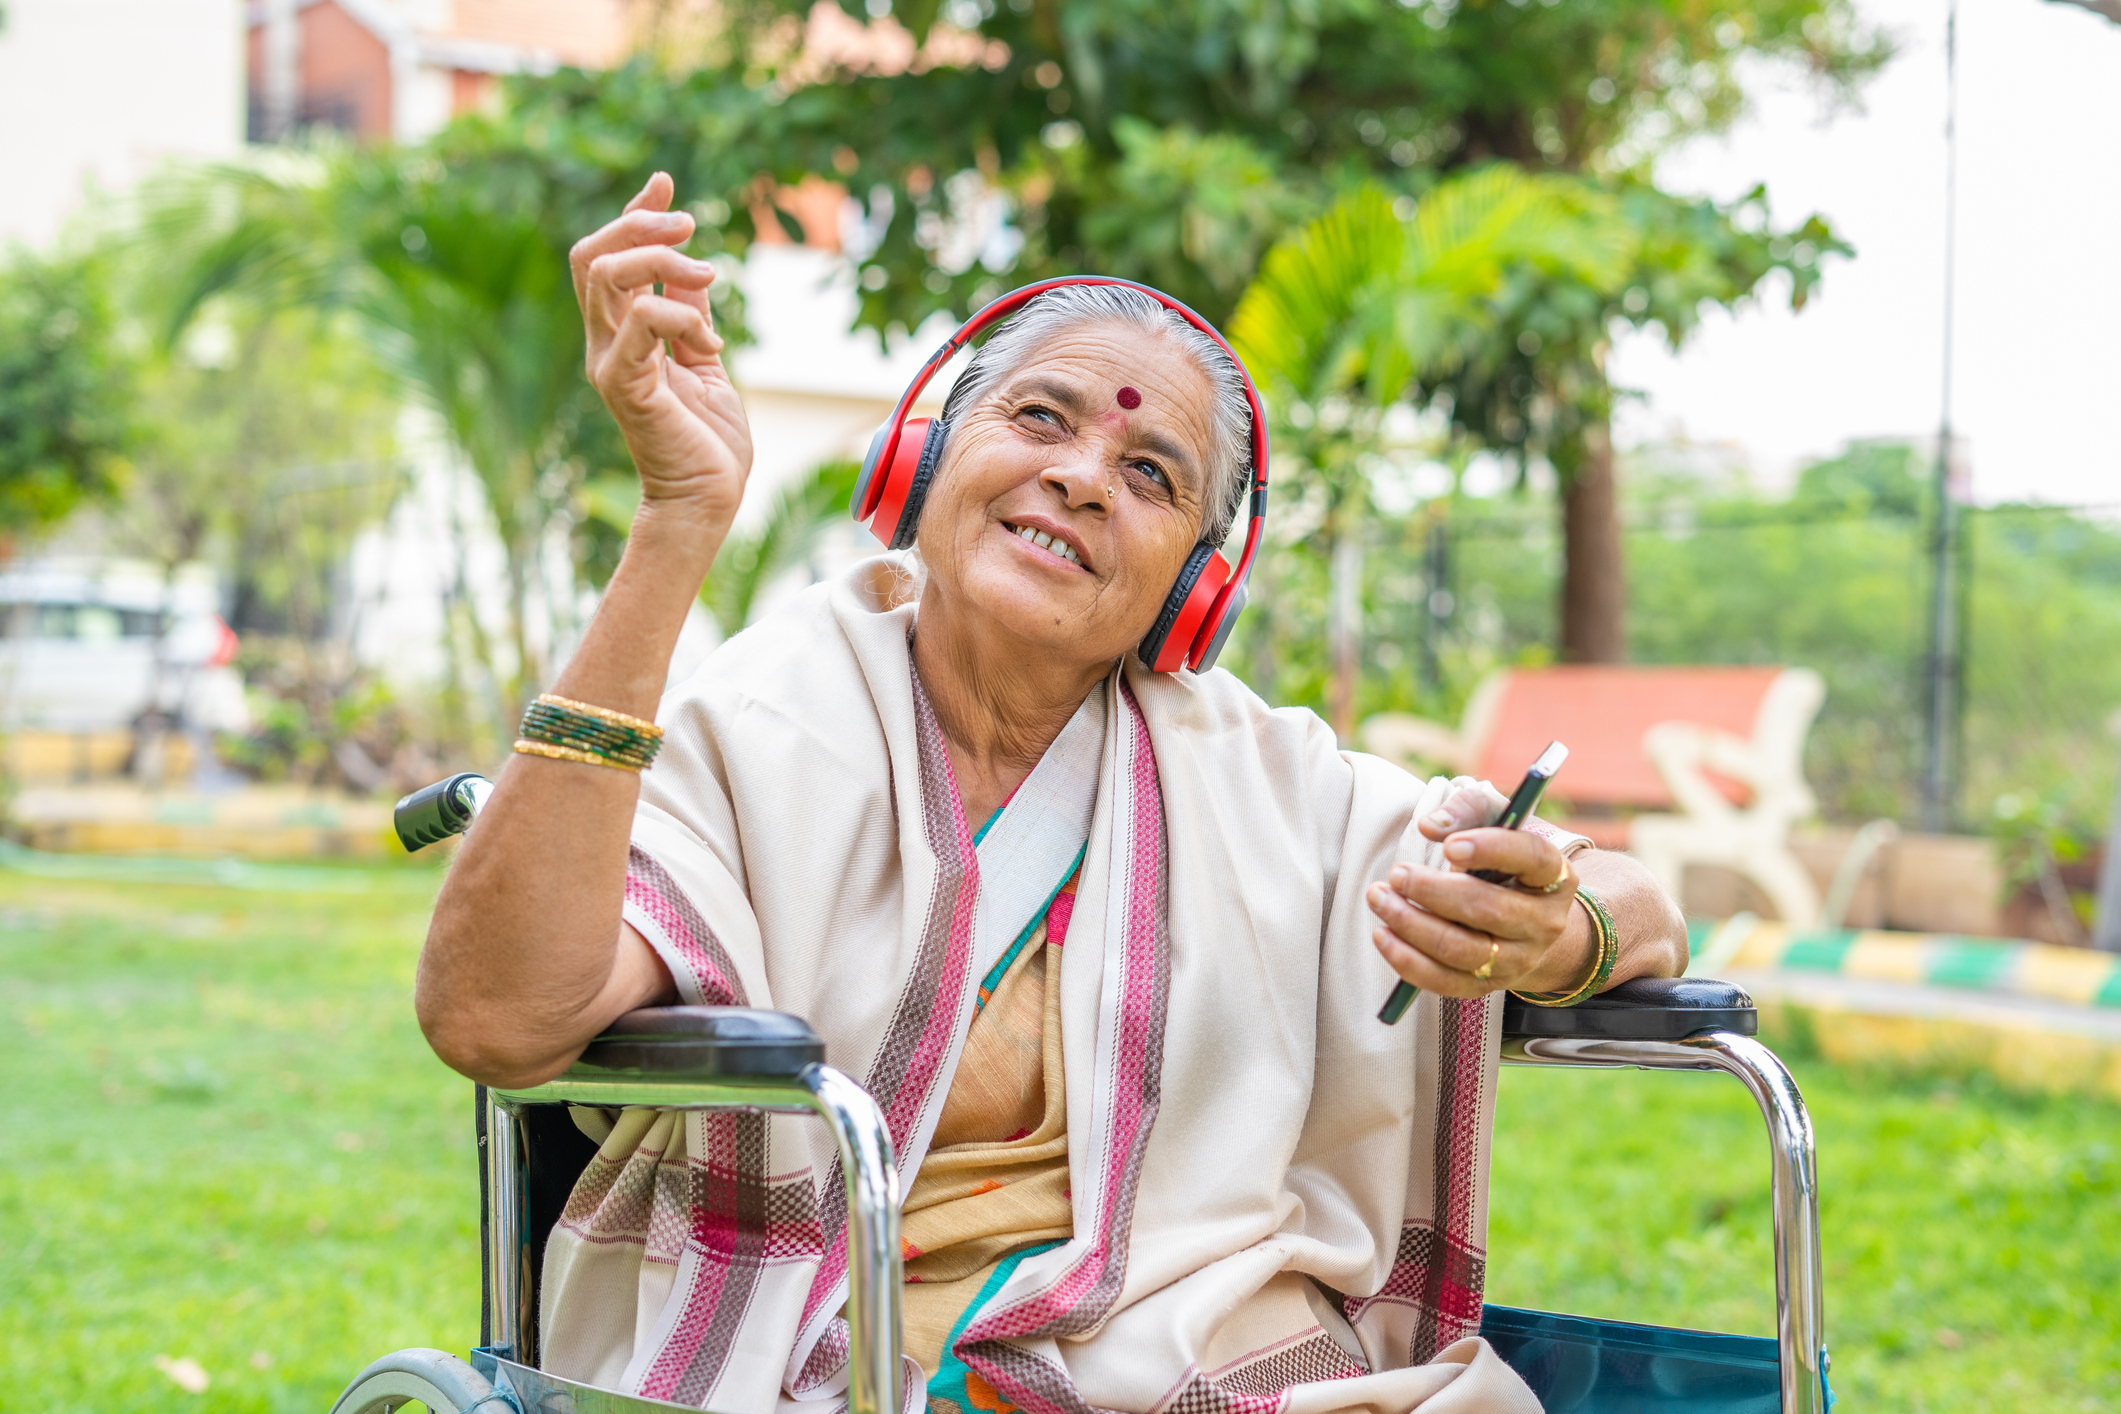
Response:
[537,558,1551,1414]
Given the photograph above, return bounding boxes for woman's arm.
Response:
[1366,790,1689,1000]
[415,173,753,1090]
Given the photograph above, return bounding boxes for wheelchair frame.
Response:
[1500,1025,1825,1413]
[335,776,1827,1414]
[486,1043,904,1413]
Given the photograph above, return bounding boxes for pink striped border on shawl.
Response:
[621,852,823,1402]
[951,684,1173,1413]
[791,666,984,1390]
[638,1113,828,1404]
[1342,994,1492,1361]
[626,846,746,1007]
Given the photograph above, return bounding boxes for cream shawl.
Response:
[539,559,1541,1414]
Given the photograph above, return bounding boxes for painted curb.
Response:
[1695,918,2121,1009]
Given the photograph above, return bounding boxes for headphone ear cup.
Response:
[1138,545,1234,673]
[891,417,949,551]
[861,416,942,549]
[1189,576,1247,672]
[854,421,893,523]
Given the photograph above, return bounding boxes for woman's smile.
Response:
[1000,516,1091,572]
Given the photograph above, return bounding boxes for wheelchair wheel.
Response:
[328,1348,504,1414]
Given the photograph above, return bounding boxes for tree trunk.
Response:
[1559,418,1626,663]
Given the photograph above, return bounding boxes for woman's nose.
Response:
[1040,454,1112,514]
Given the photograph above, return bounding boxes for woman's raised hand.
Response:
[571,172,753,536]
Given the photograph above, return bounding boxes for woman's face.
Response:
[916,320,1218,668]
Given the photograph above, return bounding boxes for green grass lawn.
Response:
[2,867,2116,1412]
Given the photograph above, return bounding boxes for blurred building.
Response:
[0,0,244,247]
[243,0,632,144]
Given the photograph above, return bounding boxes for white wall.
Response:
[728,244,960,525]
[0,0,243,248]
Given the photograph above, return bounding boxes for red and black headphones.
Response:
[851,276,1271,674]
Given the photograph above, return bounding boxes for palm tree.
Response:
[1228,167,1630,737]
[140,147,615,746]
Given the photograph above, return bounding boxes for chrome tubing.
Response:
[1502,1031,1826,1414]
[482,1089,533,1365]
[488,1063,903,1414]
[800,1063,904,1414]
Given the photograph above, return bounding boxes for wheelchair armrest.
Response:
[1500,976,1757,1041]
[573,1006,825,1080]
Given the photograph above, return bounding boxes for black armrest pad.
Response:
[575,1006,824,1079]
[1502,975,1757,1041]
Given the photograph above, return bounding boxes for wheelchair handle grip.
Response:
[393,773,493,852]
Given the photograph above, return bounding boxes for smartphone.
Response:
[1377,740,1569,1025]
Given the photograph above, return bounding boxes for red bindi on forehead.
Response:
[1115,386,1142,410]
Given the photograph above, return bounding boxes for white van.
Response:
[0,562,250,733]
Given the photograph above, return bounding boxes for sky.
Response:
[1607,0,2121,507]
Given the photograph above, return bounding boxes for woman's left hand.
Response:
[1366,791,1579,998]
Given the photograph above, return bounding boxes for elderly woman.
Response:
[417,174,1688,1414]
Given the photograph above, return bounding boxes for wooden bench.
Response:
[1362,665,1827,926]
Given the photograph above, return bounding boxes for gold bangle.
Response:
[536,693,663,739]
[514,738,644,773]
[1511,889,1617,1008]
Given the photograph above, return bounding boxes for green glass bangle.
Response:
[521,700,659,745]
[519,714,658,759]
[1512,885,1618,1008]
[516,694,663,771]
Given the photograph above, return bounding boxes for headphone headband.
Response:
[854,276,1271,671]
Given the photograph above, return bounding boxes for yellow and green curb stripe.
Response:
[1696,919,2121,1009]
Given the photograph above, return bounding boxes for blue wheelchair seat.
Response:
[1484,1303,1831,1414]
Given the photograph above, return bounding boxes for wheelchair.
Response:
[337,774,1829,1414]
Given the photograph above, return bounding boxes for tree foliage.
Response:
[454,0,1884,672]
[1426,178,1847,489]
[1225,171,1632,727]
[0,251,133,541]
[467,0,1885,331]
[117,0,1891,730]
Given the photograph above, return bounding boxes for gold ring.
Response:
[1472,940,1499,980]
[1535,862,1573,895]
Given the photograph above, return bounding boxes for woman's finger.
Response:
[1366,879,1512,974]
[657,277,722,368]
[570,208,698,323]
[1437,828,1569,889]
[598,294,721,388]
[590,245,718,296]
[1371,927,1493,998]
[582,246,717,342]
[1417,784,1498,842]
[622,170,675,216]
[1393,864,1568,943]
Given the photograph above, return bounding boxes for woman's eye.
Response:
[1132,460,1171,490]
[1021,405,1058,425]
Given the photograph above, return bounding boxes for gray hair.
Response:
[936,284,1254,546]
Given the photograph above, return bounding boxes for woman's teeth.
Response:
[1012,523,1081,566]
